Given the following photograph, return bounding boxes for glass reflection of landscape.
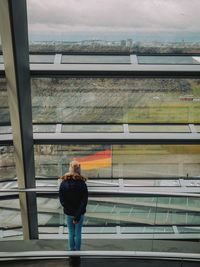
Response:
[34,144,200,179]
[0,78,10,124]
[36,195,200,230]
[0,146,16,181]
[31,78,200,124]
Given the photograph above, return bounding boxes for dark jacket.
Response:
[59,176,88,222]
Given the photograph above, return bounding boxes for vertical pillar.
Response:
[0,0,38,239]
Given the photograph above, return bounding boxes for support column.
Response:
[0,0,38,239]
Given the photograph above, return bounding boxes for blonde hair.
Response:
[60,160,87,181]
[69,160,81,174]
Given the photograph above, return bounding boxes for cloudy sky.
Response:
[27,0,200,41]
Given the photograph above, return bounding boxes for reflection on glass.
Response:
[37,195,200,232]
[33,124,56,133]
[0,78,10,124]
[34,144,112,178]
[30,54,54,64]
[0,126,12,134]
[124,179,180,187]
[138,56,200,65]
[195,125,200,133]
[62,124,123,133]
[37,196,61,228]
[178,226,200,233]
[31,78,200,124]
[129,125,190,133]
[62,55,130,64]
[0,146,16,181]
[0,198,22,240]
[34,144,200,179]
[0,55,3,63]
[113,144,200,178]
[121,226,173,233]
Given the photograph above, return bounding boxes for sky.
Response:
[26,0,200,41]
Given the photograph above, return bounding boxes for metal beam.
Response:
[25,63,200,78]
[1,131,200,145]
[1,250,200,260]
[0,63,200,77]
[33,132,200,144]
[0,0,38,239]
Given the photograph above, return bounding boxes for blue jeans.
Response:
[66,215,84,251]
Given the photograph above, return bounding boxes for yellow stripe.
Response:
[81,158,111,170]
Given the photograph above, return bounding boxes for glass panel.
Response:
[113,144,200,178]
[138,56,200,65]
[0,126,12,134]
[124,179,180,187]
[0,197,23,240]
[0,55,3,63]
[121,226,173,233]
[33,124,56,133]
[34,144,112,179]
[62,124,123,133]
[178,226,200,233]
[34,144,200,179]
[27,1,200,54]
[0,78,10,124]
[37,195,200,237]
[0,146,16,181]
[31,78,200,124]
[29,54,54,64]
[62,55,130,64]
[195,125,200,133]
[37,196,61,229]
[129,125,190,133]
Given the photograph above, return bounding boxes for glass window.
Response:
[0,145,16,181]
[37,196,61,231]
[195,125,200,133]
[34,144,112,179]
[62,124,123,133]
[124,179,180,187]
[34,144,200,180]
[0,78,10,124]
[129,125,190,133]
[31,78,200,124]
[0,197,22,240]
[30,54,54,64]
[0,126,12,134]
[138,56,200,65]
[0,55,3,63]
[27,1,200,54]
[37,194,200,235]
[112,144,200,178]
[33,124,56,133]
[62,55,130,64]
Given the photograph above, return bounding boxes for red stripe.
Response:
[74,149,111,163]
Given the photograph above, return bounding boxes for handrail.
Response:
[0,250,200,261]
[1,188,200,197]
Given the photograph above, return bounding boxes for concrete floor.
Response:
[1,239,200,253]
[1,239,200,266]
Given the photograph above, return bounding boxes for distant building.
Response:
[126,39,133,47]
[121,40,126,46]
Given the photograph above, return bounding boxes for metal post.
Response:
[0,0,38,239]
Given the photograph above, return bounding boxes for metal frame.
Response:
[1,62,200,77]
[0,250,200,261]
[0,0,38,239]
[0,0,200,246]
[1,132,200,145]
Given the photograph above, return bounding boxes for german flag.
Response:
[74,149,112,170]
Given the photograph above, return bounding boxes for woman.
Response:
[59,160,88,251]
